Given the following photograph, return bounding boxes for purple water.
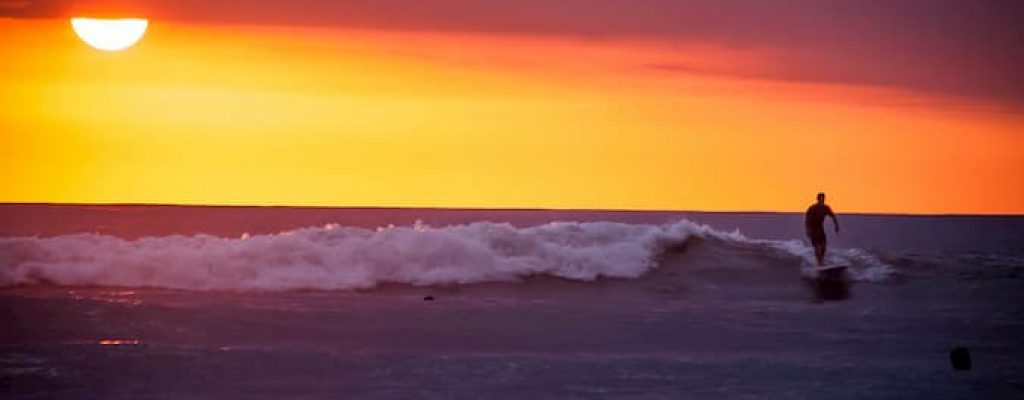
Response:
[2,205,1022,399]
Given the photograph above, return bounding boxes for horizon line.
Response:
[2,201,1021,218]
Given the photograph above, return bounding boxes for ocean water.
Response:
[1,205,1022,399]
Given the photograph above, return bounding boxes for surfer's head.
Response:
[817,192,826,203]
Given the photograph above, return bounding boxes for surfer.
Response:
[805,192,839,266]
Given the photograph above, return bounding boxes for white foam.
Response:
[0,220,892,291]
[696,228,894,281]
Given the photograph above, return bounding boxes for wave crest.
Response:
[0,220,892,291]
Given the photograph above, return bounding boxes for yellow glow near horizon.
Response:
[71,18,148,52]
[1,19,1022,214]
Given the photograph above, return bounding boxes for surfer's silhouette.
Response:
[805,192,839,266]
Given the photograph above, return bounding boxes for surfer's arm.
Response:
[804,209,814,236]
[828,208,840,233]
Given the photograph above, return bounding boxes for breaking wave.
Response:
[0,220,892,291]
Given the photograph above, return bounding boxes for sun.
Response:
[71,18,149,52]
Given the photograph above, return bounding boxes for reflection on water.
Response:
[808,269,851,302]
[98,339,140,346]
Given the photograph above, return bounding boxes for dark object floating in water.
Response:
[423,295,435,301]
[950,347,971,371]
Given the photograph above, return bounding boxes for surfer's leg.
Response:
[814,243,825,265]
[810,229,827,265]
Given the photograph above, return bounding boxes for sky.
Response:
[1,0,1022,213]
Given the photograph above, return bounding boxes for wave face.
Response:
[0,220,892,291]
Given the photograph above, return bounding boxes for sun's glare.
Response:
[71,18,148,52]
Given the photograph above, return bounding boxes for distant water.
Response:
[1,205,1022,399]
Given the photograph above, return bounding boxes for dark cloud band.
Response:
[0,0,70,18]
[5,0,1020,105]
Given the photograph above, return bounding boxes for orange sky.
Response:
[1,18,1022,214]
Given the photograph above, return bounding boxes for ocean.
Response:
[2,205,1022,399]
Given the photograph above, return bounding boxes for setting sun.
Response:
[70,17,147,51]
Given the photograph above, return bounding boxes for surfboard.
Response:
[814,264,850,283]
[817,264,849,272]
